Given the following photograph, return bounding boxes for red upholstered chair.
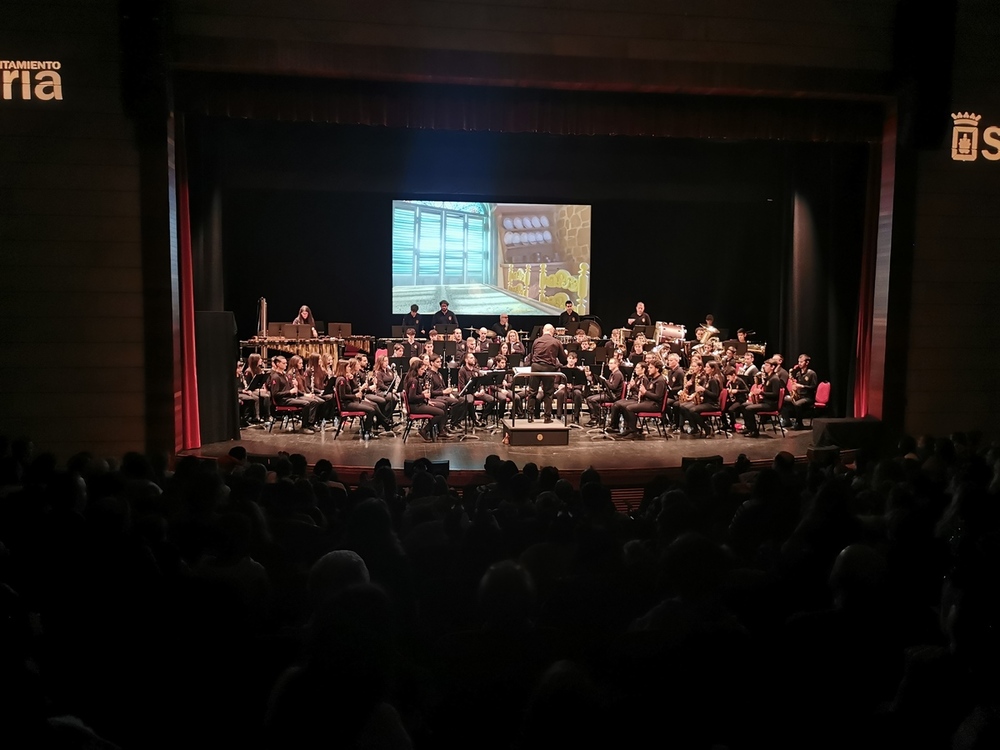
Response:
[589,380,628,440]
[637,388,672,438]
[267,403,302,433]
[806,381,831,426]
[698,388,730,438]
[333,386,370,440]
[401,389,435,443]
[755,388,786,437]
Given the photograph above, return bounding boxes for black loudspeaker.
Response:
[404,459,450,478]
[681,455,724,471]
[196,311,241,444]
[813,417,883,452]
[807,445,842,466]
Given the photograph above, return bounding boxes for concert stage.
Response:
[186,422,830,489]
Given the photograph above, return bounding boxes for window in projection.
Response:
[391,200,591,316]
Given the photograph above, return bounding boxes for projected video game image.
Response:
[391,200,591,316]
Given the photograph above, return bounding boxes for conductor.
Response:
[527,323,566,423]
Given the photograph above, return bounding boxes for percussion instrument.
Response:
[654,321,686,343]
[241,337,341,368]
[747,342,767,355]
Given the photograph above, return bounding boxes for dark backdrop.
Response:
[187,117,867,415]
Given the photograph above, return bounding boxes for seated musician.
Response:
[629,334,648,362]
[240,353,271,423]
[781,353,819,430]
[423,340,436,359]
[334,359,394,438]
[737,352,759,385]
[392,343,405,359]
[305,352,336,425]
[722,366,749,432]
[237,360,261,426]
[458,352,494,425]
[288,355,327,418]
[465,336,480,355]
[678,360,723,438]
[555,350,587,424]
[663,352,685,430]
[604,328,626,359]
[291,305,318,338]
[743,359,782,438]
[587,355,624,426]
[720,344,739,369]
[612,357,665,439]
[403,359,446,442]
[477,327,493,350]
[267,355,319,433]
[490,354,521,419]
[606,361,647,436]
[506,329,525,355]
[573,327,596,353]
[362,354,397,427]
[427,354,466,430]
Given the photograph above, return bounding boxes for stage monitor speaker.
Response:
[807,445,841,467]
[681,455,724,471]
[404,458,451,478]
[196,311,241,445]
[813,417,883,452]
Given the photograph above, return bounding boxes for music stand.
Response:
[559,366,590,427]
[631,325,651,339]
[267,322,284,337]
[390,356,411,374]
[593,347,608,364]
[286,324,313,339]
[565,323,582,335]
[723,339,748,355]
[576,349,595,366]
[474,352,490,368]
[391,325,405,338]
[528,325,544,340]
[328,322,352,338]
[508,353,524,368]
[436,323,458,335]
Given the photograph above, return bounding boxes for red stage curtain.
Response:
[177,116,201,449]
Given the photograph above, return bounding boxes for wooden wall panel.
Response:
[0,0,149,461]
[170,0,895,95]
[901,1,1000,438]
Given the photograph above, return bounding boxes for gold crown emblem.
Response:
[952,112,982,127]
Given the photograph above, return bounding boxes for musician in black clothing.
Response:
[662,353,685,432]
[722,366,749,432]
[458,352,495,425]
[404,359,446,441]
[606,361,646,435]
[403,328,423,359]
[428,354,466,428]
[526,323,566,423]
[491,313,512,340]
[431,300,458,331]
[743,359,782,437]
[267,355,319,433]
[336,360,395,438]
[587,355,624,425]
[618,358,666,439]
[555,350,586,424]
[558,300,580,327]
[401,304,425,336]
[679,360,723,437]
[781,353,819,429]
[627,301,651,329]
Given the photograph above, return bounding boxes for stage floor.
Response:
[187,420,821,487]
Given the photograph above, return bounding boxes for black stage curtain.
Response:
[195,311,241,444]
